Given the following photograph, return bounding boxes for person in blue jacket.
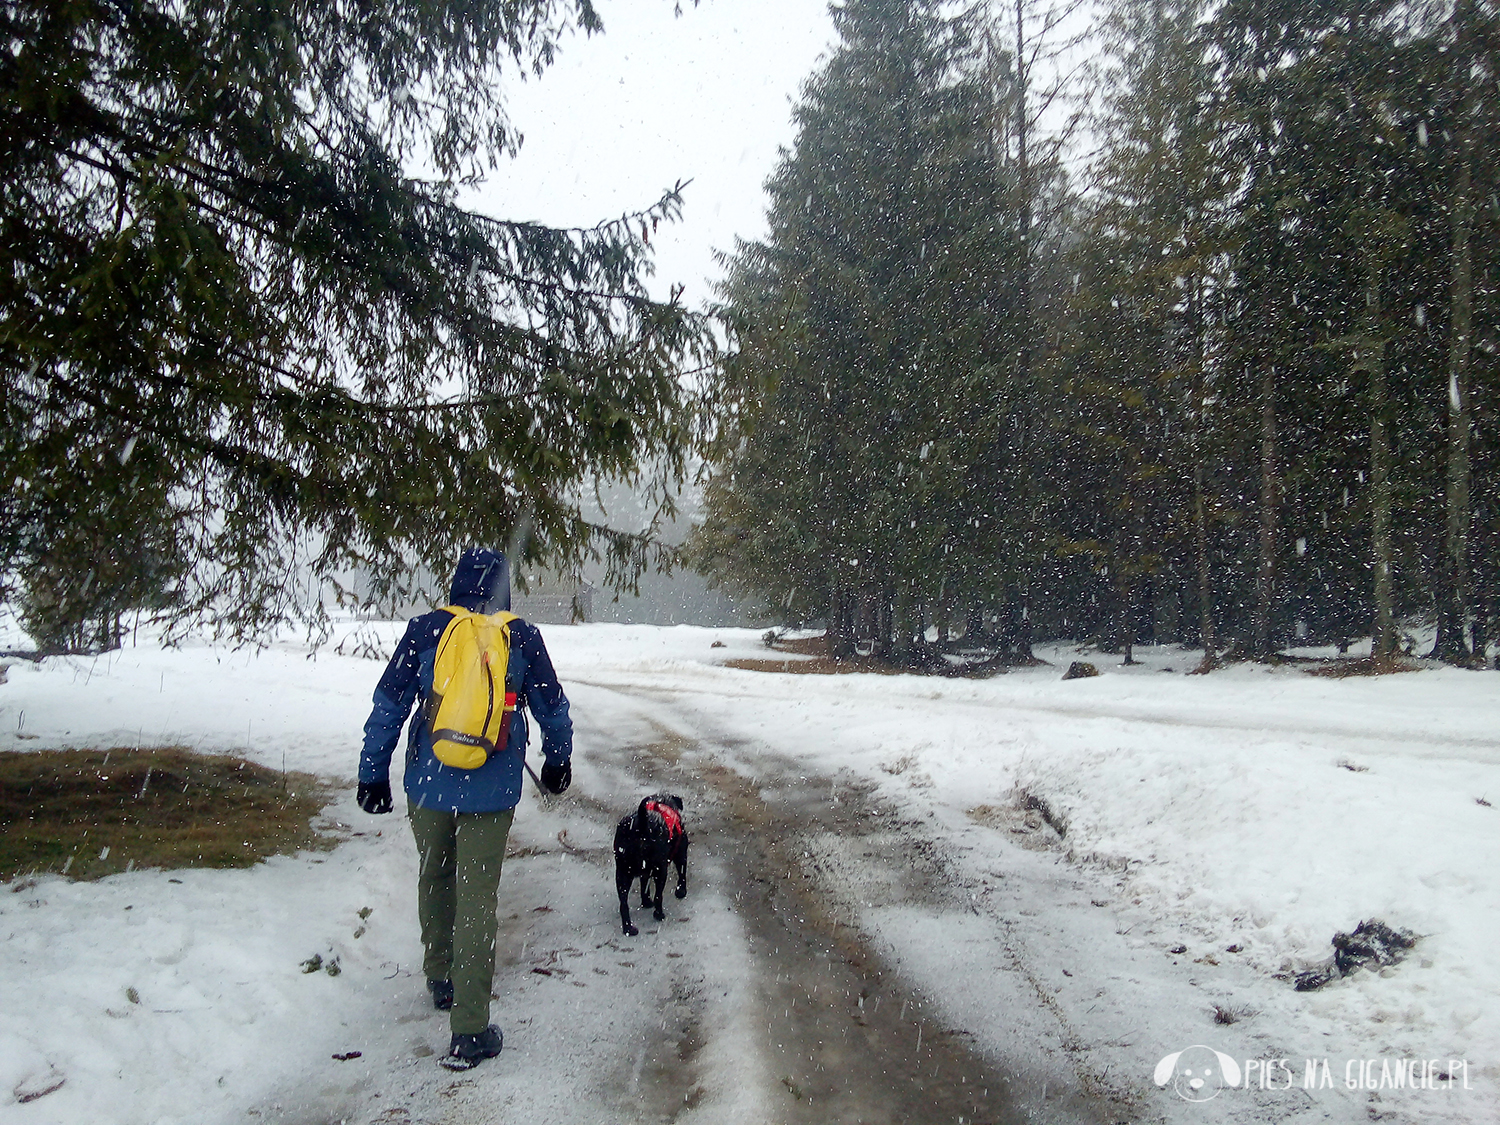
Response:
[357,547,572,1070]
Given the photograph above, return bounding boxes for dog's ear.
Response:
[1153,1050,1182,1087]
[665,795,684,811]
[637,796,652,818]
[1213,1050,1241,1087]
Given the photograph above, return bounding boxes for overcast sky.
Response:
[465,0,840,310]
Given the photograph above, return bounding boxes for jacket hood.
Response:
[448,548,510,613]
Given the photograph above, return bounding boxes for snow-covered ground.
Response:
[1,620,1495,1124]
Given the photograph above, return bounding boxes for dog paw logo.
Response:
[1154,1045,1242,1102]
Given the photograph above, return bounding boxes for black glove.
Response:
[539,759,571,795]
[357,779,393,814]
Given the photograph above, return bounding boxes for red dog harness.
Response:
[644,799,685,842]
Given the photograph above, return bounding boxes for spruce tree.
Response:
[696,0,1019,659]
[2,0,709,646]
[1433,0,1497,661]
[1086,0,1228,663]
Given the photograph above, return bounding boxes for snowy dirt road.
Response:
[307,680,1109,1125]
[321,667,1413,1125]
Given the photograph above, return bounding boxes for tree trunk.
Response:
[1474,496,1495,666]
[1007,0,1037,664]
[1472,568,1489,667]
[1434,94,1474,662]
[872,587,893,660]
[1482,510,1498,670]
[891,585,915,662]
[1119,579,1138,664]
[1189,276,1217,667]
[1254,360,1279,659]
[1364,279,1396,658]
[826,572,855,659]
[1012,590,1032,659]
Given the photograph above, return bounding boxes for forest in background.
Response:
[692,0,1500,668]
[7,0,1499,667]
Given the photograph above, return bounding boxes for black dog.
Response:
[613,794,688,936]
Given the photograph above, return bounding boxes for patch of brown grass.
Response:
[1306,655,1423,678]
[0,747,336,882]
[741,631,1040,676]
[728,651,1030,677]
[769,635,829,657]
[724,655,908,676]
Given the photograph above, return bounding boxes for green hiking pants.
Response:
[408,804,515,1035]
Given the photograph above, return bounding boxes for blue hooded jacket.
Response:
[359,548,573,813]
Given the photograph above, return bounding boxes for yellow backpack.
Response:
[425,606,520,769]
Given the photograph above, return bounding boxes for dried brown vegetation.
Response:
[0,747,335,881]
[1305,655,1423,678]
[723,655,907,676]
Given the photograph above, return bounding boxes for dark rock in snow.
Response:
[1294,965,1339,991]
[1062,661,1099,680]
[1293,919,1417,991]
[1333,919,1416,976]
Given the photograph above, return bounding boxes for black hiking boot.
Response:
[426,979,453,1011]
[439,1024,502,1071]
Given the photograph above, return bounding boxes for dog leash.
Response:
[512,706,550,801]
[522,758,547,797]
[512,706,559,806]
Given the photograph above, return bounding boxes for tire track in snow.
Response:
[586,681,1113,1125]
[588,680,1382,1125]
